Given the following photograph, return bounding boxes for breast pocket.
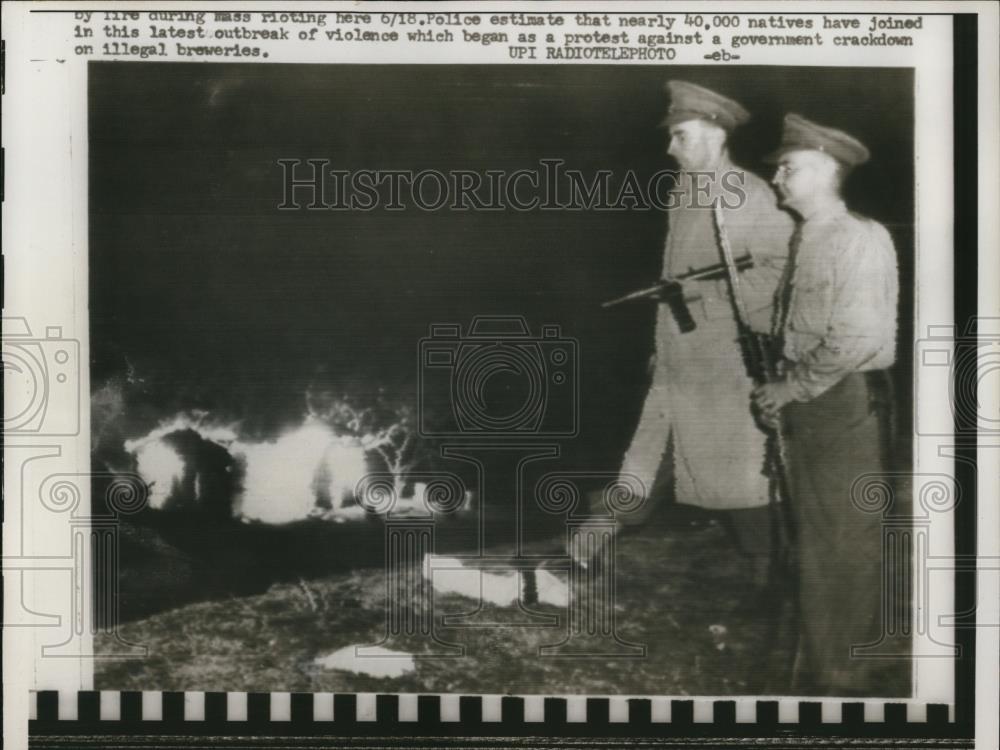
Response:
[789,277,834,332]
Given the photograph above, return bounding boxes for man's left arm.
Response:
[754,224,898,418]
[785,227,899,402]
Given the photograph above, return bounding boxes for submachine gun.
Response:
[710,202,782,391]
[601,254,754,333]
[711,201,791,550]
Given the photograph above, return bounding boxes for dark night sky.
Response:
[89,63,914,460]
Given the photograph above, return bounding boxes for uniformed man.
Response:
[753,114,899,695]
[601,81,795,588]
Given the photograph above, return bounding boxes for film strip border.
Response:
[29,691,955,729]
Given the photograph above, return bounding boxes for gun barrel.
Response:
[601,283,665,308]
[600,254,754,308]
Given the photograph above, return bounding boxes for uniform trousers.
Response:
[782,371,889,694]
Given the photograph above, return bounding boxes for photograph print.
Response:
[88,62,916,698]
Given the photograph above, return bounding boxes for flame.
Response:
[124,411,239,510]
[121,397,432,525]
[132,439,185,510]
[231,418,373,525]
[316,435,372,513]
[123,411,239,452]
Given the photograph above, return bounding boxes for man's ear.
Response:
[815,151,842,190]
[704,122,728,151]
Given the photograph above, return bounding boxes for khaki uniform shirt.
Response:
[780,201,899,401]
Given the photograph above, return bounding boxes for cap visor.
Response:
[657,110,704,129]
[762,145,806,164]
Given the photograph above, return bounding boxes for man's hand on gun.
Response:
[751,380,796,428]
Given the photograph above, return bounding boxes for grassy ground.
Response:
[96,511,908,696]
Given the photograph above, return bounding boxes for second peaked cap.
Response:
[764,113,871,167]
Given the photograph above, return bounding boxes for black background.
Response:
[90,62,914,474]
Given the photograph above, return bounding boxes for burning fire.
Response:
[124,412,239,511]
[236,419,370,524]
[121,395,429,525]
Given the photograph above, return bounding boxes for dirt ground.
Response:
[95,508,910,697]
